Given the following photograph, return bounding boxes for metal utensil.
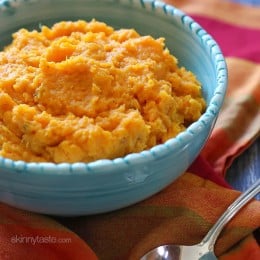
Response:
[141,178,260,260]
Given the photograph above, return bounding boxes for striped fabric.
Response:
[0,0,259,259]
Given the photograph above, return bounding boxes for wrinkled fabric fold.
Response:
[201,58,260,176]
[164,0,260,29]
[0,203,98,260]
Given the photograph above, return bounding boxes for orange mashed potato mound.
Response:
[0,20,206,163]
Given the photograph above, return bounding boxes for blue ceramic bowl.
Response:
[0,0,227,216]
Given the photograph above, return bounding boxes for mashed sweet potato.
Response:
[0,20,206,163]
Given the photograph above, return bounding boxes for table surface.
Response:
[231,0,260,5]
[226,139,260,200]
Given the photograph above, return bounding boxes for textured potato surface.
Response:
[0,20,205,163]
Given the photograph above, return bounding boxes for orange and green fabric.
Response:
[0,0,260,259]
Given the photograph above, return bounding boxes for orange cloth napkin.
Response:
[0,0,260,259]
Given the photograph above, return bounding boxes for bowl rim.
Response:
[0,0,228,175]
